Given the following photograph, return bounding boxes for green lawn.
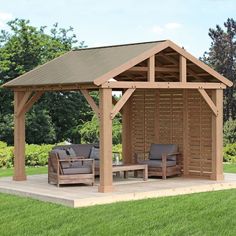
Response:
[0,166,47,177]
[224,163,236,173]
[0,189,236,236]
[0,163,235,178]
[0,165,236,235]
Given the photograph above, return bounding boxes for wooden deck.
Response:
[0,174,236,208]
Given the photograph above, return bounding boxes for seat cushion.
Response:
[138,159,176,168]
[90,147,100,160]
[62,166,92,175]
[149,144,178,161]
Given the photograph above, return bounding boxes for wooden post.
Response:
[148,55,155,82]
[13,91,27,181]
[179,55,186,82]
[98,88,114,192]
[122,96,132,164]
[211,89,224,180]
[183,90,188,176]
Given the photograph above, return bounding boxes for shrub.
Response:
[25,144,54,166]
[0,141,55,168]
[0,145,14,168]
[224,119,236,145]
[223,143,236,163]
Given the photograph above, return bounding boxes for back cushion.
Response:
[72,144,94,158]
[149,144,178,161]
[66,147,76,157]
[53,144,94,158]
[56,149,70,168]
[89,147,100,160]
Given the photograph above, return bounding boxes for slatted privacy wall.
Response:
[128,89,214,178]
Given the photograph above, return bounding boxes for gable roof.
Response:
[2,40,233,88]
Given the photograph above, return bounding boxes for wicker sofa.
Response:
[48,144,98,187]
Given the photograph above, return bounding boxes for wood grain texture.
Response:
[98,88,114,192]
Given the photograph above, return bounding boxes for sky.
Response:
[0,0,236,58]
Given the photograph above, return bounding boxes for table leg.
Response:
[143,167,148,181]
[124,171,128,179]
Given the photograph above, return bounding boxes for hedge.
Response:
[1,141,234,168]
[223,143,236,163]
[0,141,122,168]
[0,141,54,168]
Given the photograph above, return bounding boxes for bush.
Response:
[0,141,55,168]
[223,143,236,163]
[25,144,54,166]
[224,119,236,145]
[0,143,14,168]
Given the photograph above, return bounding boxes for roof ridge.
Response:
[73,40,167,51]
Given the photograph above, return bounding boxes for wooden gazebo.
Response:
[3,40,233,193]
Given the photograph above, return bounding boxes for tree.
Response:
[203,18,236,121]
[223,119,236,145]
[26,109,56,144]
[0,19,90,144]
[80,115,122,145]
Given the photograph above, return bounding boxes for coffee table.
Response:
[112,164,148,181]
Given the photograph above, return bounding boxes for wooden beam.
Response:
[128,66,179,73]
[159,52,202,80]
[98,88,114,193]
[94,41,169,85]
[24,92,44,113]
[198,89,218,116]
[11,83,98,92]
[179,55,187,83]
[102,81,226,89]
[211,89,224,180]
[110,88,135,119]
[16,92,32,117]
[13,91,27,181]
[167,40,233,87]
[80,89,100,117]
[148,55,155,82]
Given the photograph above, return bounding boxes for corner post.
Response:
[13,91,27,181]
[98,88,114,192]
[122,93,132,164]
[211,89,224,180]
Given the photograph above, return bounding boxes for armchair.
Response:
[135,144,181,179]
[48,150,95,187]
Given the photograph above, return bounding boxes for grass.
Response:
[0,163,235,178]
[0,166,47,177]
[224,163,236,173]
[0,165,235,235]
[0,189,236,235]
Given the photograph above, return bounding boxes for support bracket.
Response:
[110,88,135,119]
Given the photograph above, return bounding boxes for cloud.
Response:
[0,11,13,29]
[165,22,182,30]
[151,25,164,34]
[150,22,183,35]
